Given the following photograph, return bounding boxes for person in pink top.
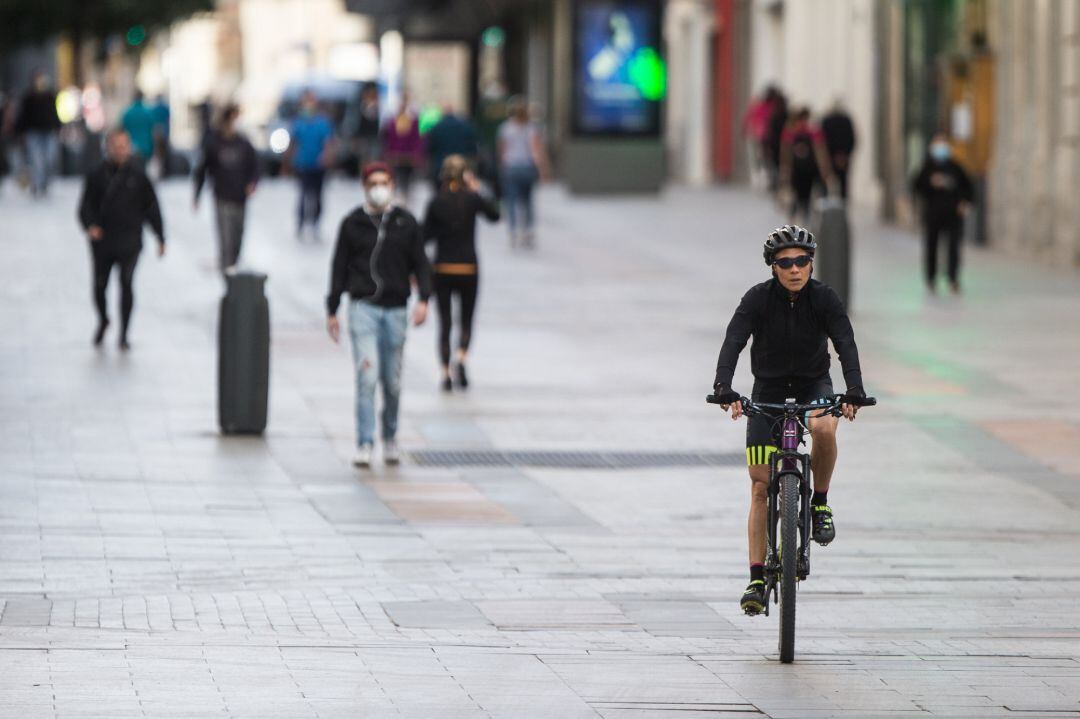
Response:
[779,108,834,223]
[742,86,778,184]
[380,92,424,203]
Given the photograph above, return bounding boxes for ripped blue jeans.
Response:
[348,300,408,446]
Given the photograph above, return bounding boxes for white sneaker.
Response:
[352,444,373,468]
[383,439,400,466]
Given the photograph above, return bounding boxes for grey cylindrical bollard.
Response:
[813,197,852,311]
[218,270,270,435]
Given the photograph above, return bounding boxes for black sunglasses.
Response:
[773,255,812,269]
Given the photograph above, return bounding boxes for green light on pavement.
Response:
[126,25,146,46]
[482,26,505,48]
[419,106,442,134]
[628,47,666,101]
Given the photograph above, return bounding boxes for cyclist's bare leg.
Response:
[808,414,839,493]
[748,465,770,564]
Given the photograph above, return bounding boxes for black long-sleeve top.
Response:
[422,189,500,266]
[912,158,974,223]
[821,111,856,156]
[193,131,259,204]
[327,205,433,314]
[714,278,864,392]
[15,90,60,133]
[77,160,164,254]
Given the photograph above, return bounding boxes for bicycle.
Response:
[706,390,876,663]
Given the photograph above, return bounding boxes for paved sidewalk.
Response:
[2,177,1080,718]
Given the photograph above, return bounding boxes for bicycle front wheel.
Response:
[777,472,799,663]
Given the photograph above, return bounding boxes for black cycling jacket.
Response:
[326,205,433,314]
[713,277,863,392]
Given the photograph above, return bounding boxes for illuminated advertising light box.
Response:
[572,0,665,137]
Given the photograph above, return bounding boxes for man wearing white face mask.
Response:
[912,133,974,294]
[327,162,432,468]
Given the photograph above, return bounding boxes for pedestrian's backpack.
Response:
[791,130,817,174]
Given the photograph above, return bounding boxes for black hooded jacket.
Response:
[77,160,164,255]
[327,205,433,314]
[713,277,863,392]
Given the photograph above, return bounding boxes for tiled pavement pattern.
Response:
[2,178,1080,718]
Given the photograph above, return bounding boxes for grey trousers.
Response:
[215,199,246,272]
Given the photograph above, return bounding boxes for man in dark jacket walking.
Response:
[78,129,165,350]
[15,70,61,197]
[820,100,856,200]
[193,104,258,273]
[326,161,432,469]
[912,133,974,294]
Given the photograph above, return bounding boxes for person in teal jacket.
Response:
[121,91,156,164]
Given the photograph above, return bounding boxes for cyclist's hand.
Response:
[729,400,744,420]
[841,386,864,421]
[714,384,742,418]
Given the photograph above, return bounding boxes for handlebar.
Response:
[705,392,877,418]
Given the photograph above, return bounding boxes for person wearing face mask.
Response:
[912,133,974,294]
[287,90,336,241]
[326,162,432,469]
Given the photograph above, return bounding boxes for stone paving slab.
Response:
[3,178,1080,717]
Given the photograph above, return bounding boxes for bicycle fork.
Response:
[764,418,814,608]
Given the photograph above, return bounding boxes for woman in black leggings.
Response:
[422,155,500,391]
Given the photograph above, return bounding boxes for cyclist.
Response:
[711,225,866,615]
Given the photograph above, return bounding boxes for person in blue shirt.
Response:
[425,105,478,186]
[287,91,336,240]
[121,91,156,165]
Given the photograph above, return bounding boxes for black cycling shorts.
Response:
[745,375,834,466]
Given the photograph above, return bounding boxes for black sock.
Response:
[749,564,764,583]
[811,491,828,507]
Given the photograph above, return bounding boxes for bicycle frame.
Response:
[763,401,813,609]
[704,389,876,659]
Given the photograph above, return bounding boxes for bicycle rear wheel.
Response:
[777,472,799,663]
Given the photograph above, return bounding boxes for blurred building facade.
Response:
[282,0,1080,263]
[137,0,374,149]
[2,0,1076,263]
[987,0,1080,266]
[745,0,881,205]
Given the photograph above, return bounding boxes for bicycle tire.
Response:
[777,472,799,663]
